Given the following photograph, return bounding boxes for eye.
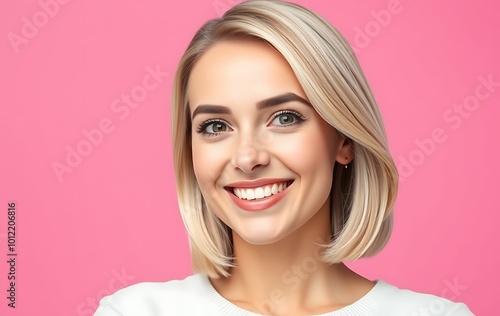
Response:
[195,119,231,137]
[270,110,306,127]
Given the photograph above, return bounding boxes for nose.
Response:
[231,134,270,173]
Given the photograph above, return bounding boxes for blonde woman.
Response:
[94,1,474,315]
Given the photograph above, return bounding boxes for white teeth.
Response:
[232,181,291,200]
[246,189,255,200]
[255,187,264,199]
[264,186,272,197]
[271,184,278,194]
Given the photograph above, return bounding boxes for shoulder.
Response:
[93,274,219,316]
[373,281,475,316]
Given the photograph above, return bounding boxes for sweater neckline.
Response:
[197,274,393,315]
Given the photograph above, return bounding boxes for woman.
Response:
[95,1,474,315]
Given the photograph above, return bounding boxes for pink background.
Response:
[1,0,498,315]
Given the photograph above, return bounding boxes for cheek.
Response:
[271,128,336,172]
[192,141,227,193]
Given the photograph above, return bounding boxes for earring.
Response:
[345,157,348,169]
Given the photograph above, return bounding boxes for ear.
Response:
[335,136,353,166]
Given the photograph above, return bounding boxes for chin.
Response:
[232,223,295,246]
[238,235,285,246]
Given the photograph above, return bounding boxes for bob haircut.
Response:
[171,0,399,278]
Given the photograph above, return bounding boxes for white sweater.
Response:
[93,274,474,316]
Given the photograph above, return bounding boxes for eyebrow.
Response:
[191,92,312,120]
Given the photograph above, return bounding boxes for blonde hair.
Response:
[171,0,398,278]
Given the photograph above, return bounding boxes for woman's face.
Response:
[188,39,349,245]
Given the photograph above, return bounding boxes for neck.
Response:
[210,200,373,315]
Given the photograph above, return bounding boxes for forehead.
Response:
[187,39,306,107]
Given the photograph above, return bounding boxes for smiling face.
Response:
[188,39,350,245]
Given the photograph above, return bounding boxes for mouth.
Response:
[224,180,294,201]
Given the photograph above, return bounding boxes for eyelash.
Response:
[195,119,227,137]
[195,110,307,137]
[272,110,307,126]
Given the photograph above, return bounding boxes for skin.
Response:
[188,39,374,315]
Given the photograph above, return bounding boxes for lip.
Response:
[225,178,293,189]
[225,180,294,212]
